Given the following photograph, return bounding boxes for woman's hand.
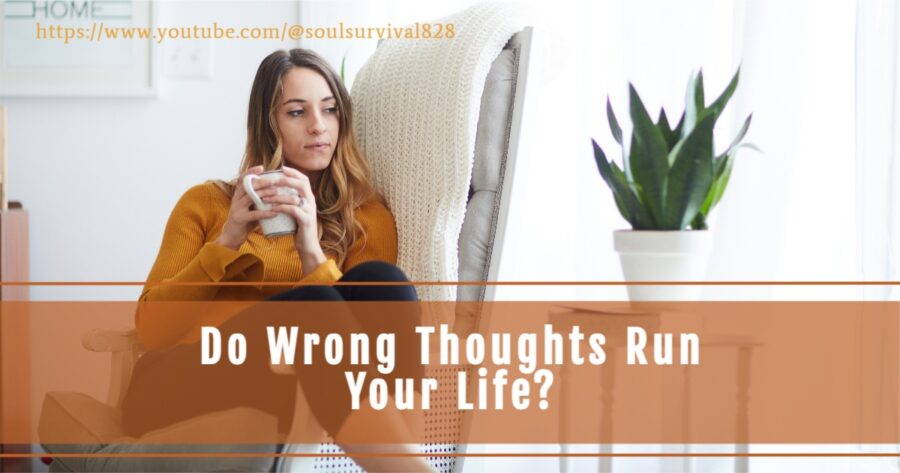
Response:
[264,166,327,275]
[215,165,280,250]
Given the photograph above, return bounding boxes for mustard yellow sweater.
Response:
[137,182,398,350]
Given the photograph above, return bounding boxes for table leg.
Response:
[683,364,692,473]
[558,363,569,473]
[599,348,616,473]
[662,354,688,472]
[735,347,751,473]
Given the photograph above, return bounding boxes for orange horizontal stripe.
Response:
[20,301,898,445]
[3,281,900,286]
[7,453,900,458]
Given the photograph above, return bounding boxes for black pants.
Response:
[121,260,421,438]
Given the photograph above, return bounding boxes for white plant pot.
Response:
[613,230,712,301]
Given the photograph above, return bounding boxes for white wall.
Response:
[4,0,301,301]
[5,0,304,449]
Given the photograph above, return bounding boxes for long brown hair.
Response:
[230,48,377,267]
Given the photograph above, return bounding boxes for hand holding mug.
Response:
[242,169,301,238]
[216,166,279,250]
[261,166,327,273]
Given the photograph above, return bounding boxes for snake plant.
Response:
[592,69,757,230]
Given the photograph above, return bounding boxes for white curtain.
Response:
[567,0,861,302]
[301,0,899,470]
[855,0,900,469]
[857,0,900,294]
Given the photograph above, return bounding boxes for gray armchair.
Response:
[39,22,533,473]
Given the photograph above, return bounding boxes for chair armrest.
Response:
[82,328,143,353]
[81,328,144,408]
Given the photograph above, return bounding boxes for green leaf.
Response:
[340,54,347,82]
[592,139,633,222]
[607,98,623,146]
[612,163,655,228]
[691,212,708,230]
[628,84,670,225]
[658,108,678,151]
[735,142,762,153]
[665,113,715,229]
[694,69,705,112]
[699,152,735,217]
[708,67,740,122]
[719,113,752,158]
[683,71,701,139]
[713,151,730,178]
[592,139,652,228]
[672,112,685,147]
[658,108,671,130]
[710,155,734,210]
[701,137,761,217]
[592,138,609,173]
[716,142,762,161]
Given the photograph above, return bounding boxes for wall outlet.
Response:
[165,41,214,79]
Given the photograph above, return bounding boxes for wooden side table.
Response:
[550,307,761,473]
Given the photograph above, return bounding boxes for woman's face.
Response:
[275,67,339,179]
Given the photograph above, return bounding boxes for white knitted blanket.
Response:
[352,3,528,302]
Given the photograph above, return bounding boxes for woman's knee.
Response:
[341,260,410,283]
[339,261,417,302]
[268,285,343,301]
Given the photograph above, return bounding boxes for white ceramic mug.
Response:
[242,170,299,238]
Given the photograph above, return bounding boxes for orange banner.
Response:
[3,301,897,445]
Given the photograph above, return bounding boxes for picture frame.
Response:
[0,0,157,97]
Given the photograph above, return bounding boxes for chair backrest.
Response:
[454,27,532,334]
[430,28,533,473]
[351,3,530,308]
[300,24,533,473]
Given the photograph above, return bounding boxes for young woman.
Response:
[122,49,431,472]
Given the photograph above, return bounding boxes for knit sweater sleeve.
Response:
[299,199,400,284]
[139,184,263,301]
[137,184,263,347]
